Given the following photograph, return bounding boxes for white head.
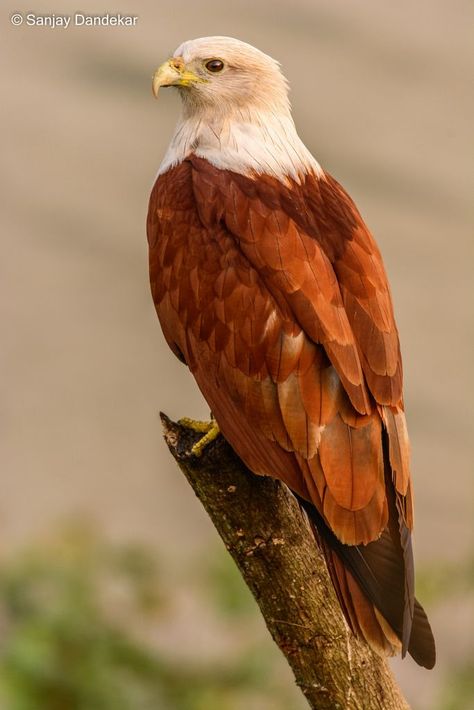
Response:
[153,36,290,118]
[153,36,321,181]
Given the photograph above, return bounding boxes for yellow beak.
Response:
[152,57,206,98]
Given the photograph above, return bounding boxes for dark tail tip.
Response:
[408,598,436,669]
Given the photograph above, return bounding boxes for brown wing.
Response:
[190,156,412,528]
[147,156,434,666]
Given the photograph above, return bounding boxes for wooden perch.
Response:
[161,413,409,710]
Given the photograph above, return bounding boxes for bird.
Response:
[147,36,435,669]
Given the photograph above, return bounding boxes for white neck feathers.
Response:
[158,107,322,182]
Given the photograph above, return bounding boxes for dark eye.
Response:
[205,59,224,73]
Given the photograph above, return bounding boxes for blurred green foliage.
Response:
[420,556,474,710]
[202,549,257,619]
[438,660,474,710]
[416,555,474,605]
[0,525,302,710]
[1,523,472,710]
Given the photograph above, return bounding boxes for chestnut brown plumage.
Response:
[147,36,435,669]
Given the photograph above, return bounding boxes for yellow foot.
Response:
[178,417,221,457]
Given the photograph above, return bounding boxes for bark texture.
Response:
[161,414,410,710]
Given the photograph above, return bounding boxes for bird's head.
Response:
[152,36,290,118]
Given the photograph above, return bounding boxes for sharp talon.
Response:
[191,423,220,457]
[177,417,220,457]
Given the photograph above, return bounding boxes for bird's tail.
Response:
[297,494,436,669]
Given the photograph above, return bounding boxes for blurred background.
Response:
[2,0,473,708]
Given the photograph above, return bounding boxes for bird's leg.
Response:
[178,416,221,457]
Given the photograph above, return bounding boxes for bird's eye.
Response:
[205,59,224,73]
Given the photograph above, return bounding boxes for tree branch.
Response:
[160,413,409,710]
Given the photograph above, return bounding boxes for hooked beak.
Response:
[152,57,206,97]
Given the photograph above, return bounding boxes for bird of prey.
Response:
[147,36,435,668]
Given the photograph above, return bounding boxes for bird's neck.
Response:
[158,105,322,182]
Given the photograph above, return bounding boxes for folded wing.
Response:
[147,156,434,666]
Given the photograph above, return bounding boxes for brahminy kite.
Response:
[147,36,435,668]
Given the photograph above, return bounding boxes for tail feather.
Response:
[328,543,401,656]
[409,600,436,669]
[297,493,436,668]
